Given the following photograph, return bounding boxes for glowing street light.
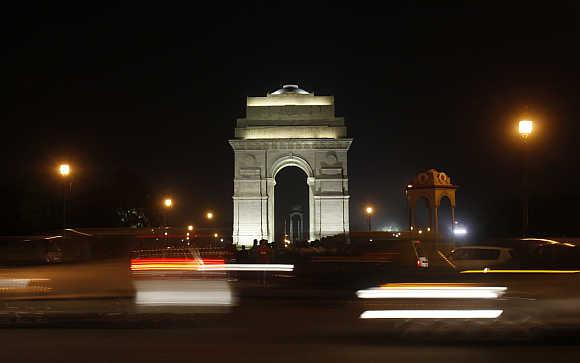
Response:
[518,120,533,138]
[164,198,173,208]
[59,163,71,177]
[213,233,218,238]
[187,225,194,231]
[57,163,72,236]
[365,206,374,233]
[206,211,214,220]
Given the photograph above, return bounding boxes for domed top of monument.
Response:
[269,84,311,96]
[409,169,456,188]
[235,84,347,139]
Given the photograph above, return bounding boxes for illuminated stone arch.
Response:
[405,169,457,234]
[230,85,352,245]
[271,154,314,179]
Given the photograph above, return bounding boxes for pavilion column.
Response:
[408,198,416,231]
[451,206,456,233]
[427,204,433,232]
[432,205,439,233]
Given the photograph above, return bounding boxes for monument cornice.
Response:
[229,138,353,150]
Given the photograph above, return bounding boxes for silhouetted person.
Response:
[251,239,259,262]
[257,239,272,286]
[238,245,249,263]
[257,239,271,262]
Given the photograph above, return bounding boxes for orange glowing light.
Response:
[518,120,533,137]
[58,163,71,177]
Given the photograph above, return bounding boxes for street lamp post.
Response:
[58,164,71,237]
[212,232,219,248]
[518,119,533,237]
[205,211,216,244]
[163,197,173,228]
[365,206,374,233]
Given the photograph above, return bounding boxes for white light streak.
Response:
[135,280,233,306]
[356,286,506,299]
[136,290,232,306]
[521,238,576,247]
[198,264,294,272]
[0,278,50,288]
[360,310,503,319]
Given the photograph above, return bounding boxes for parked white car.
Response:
[448,246,514,271]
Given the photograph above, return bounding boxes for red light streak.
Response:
[130,258,225,271]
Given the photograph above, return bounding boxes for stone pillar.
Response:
[233,198,240,243]
[266,178,276,242]
[433,205,439,233]
[307,177,315,241]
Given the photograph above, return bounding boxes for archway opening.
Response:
[275,166,309,244]
[414,197,431,231]
[438,196,453,238]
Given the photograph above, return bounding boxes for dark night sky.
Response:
[2,1,580,236]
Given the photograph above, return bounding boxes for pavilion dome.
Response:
[270,84,311,95]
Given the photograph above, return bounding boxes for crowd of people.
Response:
[226,239,274,264]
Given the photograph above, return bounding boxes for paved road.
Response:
[0,325,579,362]
[1,299,580,362]
[0,331,577,363]
[2,264,580,362]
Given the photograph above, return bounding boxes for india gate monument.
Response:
[230,85,352,246]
